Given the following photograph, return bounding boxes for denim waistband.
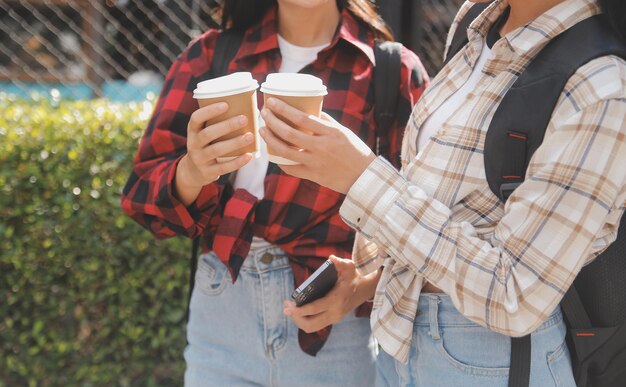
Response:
[415,293,562,332]
[237,244,290,273]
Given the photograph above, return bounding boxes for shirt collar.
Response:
[469,0,601,57]
[234,6,376,65]
[335,8,376,64]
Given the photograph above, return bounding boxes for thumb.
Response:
[328,255,355,278]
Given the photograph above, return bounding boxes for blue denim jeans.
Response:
[184,246,376,387]
[376,294,576,387]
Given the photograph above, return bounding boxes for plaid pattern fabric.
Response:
[341,0,626,362]
[121,7,427,356]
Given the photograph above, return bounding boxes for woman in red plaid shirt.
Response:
[121,0,427,385]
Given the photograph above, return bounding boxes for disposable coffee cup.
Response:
[193,72,260,162]
[260,73,328,165]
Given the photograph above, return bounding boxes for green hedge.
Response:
[0,95,190,386]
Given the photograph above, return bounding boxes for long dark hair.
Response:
[599,0,626,41]
[221,0,394,41]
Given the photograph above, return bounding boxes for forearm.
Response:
[341,145,624,335]
[340,157,557,335]
[350,267,382,310]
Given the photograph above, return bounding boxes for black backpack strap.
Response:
[185,28,244,324]
[186,237,201,319]
[509,336,531,387]
[485,15,626,203]
[209,29,244,77]
[443,1,492,67]
[561,285,593,329]
[373,40,402,161]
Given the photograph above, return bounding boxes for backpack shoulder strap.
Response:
[209,29,245,78]
[485,15,626,202]
[373,40,403,161]
[443,1,492,67]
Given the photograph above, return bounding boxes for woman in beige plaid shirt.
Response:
[261,0,625,385]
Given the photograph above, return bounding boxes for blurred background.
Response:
[0,1,462,385]
[0,0,463,100]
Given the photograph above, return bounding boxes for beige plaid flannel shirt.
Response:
[340,0,626,363]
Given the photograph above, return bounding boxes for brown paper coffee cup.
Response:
[260,74,327,165]
[193,72,259,162]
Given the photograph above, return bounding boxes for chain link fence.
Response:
[0,0,461,101]
[413,0,464,73]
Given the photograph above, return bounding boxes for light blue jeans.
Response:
[184,246,375,387]
[376,294,576,387]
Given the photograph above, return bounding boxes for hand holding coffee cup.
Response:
[260,73,327,165]
[193,72,260,162]
[174,72,259,206]
[260,93,376,195]
[175,101,258,205]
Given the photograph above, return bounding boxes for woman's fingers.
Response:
[260,107,316,150]
[289,312,333,334]
[187,102,229,132]
[328,255,355,280]
[265,97,332,135]
[284,299,334,333]
[259,125,312,164]
[182,103,256,185]
[284,297,327,318]
[207,153,253,177]
[182,151,252,187]
[283,283,350,333]
[194,115,249,148]
[200,131,255,160]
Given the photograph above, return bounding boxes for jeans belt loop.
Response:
[429,296,441,340]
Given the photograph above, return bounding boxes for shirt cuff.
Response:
[340,156,406,239]
[157,156,222,227]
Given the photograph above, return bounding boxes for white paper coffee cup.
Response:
[260,73,327,165]
[193,72,260,162]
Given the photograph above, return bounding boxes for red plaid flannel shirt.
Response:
[121,7,427,356]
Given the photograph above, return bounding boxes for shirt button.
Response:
[261,253,274,264]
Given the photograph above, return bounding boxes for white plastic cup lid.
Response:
[260,73,327,97]
[193,72,259,99]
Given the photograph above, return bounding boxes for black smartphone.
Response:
[291,260,338,307]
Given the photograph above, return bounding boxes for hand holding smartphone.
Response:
[291,260,338,306]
